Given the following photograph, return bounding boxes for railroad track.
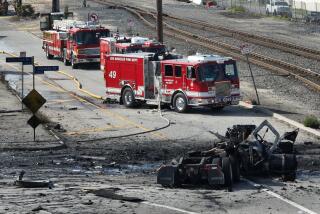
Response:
[94,0,320,92]
[164,16,320,61]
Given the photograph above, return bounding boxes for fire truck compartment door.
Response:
[144,61,158,99]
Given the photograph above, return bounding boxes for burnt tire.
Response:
[46,46,53,59]
[229,155,240,183]
[173,93,188,113]
[282,172,296,182]
[222,157,233,191]
[122,88,135,108]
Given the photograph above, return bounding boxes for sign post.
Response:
[20,51,26,109]
[6,55,33,110]
[6,55,58,141]
[240,44,260,105]
[22,89,47,142]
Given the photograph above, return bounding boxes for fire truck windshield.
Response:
[76,30,109,45]
[198,63,237,82]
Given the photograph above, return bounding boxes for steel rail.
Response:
[93,0,320,92]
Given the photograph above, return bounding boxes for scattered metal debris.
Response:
[157,120,298,190]
[14,171,54,189]
[82,200,94,205]
[32,206,46,212]
[68,106,78,111]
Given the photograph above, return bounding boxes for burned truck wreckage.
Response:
[157,120,298,190]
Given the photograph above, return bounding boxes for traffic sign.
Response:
[240,44,253,55]
[6,57,33,65]
[127,19,135,27]
[20,52,26,57]
[90,13,99,22]
[34,66,59,74]
[27,115,42,129]
[22,89,46,113]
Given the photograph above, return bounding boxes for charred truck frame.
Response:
[157,120,298,190]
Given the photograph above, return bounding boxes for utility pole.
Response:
[156,0,163,43]
[245,54,260,105]
[240,44,260,105]
[52,0,60,12]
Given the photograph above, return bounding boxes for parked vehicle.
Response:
[42,20,110,69]
[100,36,166,71]
[266,0,291,16]
[103,53,240,112]
[40,12,67,31]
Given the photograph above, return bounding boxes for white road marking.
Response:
[142,201,199,214]
[244,179,318,214]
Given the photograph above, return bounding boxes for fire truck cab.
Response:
[100,36,166,70]
[104,53,240,113]
[42,20,110,69]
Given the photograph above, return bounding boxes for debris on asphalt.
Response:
[68,107,78,111]
[82,200,94,205]
[14,171,54,189]
[32,205,46,212]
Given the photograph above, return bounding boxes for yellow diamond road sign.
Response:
[22,89,46,113]
[27,115,42,129]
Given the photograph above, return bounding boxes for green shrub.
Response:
[304,115,320,129]
[16,4,35,17]
[229,6,246,13]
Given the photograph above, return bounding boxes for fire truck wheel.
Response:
[46,46,53,59]
[229,155,240,183]
[122,88,135,108]
[173,93,188,113]
[211,106,224,111]
[222,157,233,191]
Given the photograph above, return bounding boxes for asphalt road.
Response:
[0,13,319,214]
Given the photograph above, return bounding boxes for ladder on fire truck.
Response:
[53,20,101,31]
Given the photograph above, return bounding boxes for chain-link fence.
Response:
[215,0,320,22]
[216,0,266,14]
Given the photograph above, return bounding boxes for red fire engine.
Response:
[42,20,110,69]
[100,36,166,70]
[104,53,240,112]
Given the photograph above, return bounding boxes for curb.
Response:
[239,101,320,138]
